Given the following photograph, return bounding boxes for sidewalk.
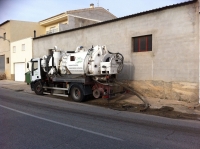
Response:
[0,80,32,94]
[0,80,200,116]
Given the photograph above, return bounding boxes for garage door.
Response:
[15,63,25,81]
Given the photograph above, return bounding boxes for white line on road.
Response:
[0,104,123,141]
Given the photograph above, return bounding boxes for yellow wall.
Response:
[0,22,11,79]
[0,20,45,79]
[10,20,45,42]
[45,20,68,33]
[45,23,59,32]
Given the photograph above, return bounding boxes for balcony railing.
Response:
[46,28,58,34]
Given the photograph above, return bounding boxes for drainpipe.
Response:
[34,30,36,38]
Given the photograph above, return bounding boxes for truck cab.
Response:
[27,58,45,94]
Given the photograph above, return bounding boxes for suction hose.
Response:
[113,79,150,111]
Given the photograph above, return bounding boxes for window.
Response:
[70,56,75,61]
[46,26,58,34]
[48,49,53,55]
[79,22,82,27]
[22,44,25,51]
[50,26,57,33]
[32,61,38,76]
[3,33,6,40]
[6,57,9,64]
[133,35,152,52]
[13,46,16,53]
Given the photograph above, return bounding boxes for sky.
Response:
[0,0,187,24]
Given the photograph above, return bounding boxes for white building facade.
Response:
[10,37,32,81]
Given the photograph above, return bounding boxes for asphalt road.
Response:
[0,88,200,149]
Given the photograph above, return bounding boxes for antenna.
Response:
[97,0,99,6]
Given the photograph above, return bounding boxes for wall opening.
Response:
[6,57,9,64]
[0,55,5,73]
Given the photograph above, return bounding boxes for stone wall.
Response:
[130,80,198,103]
[0,73,6,80]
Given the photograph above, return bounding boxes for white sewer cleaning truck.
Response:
[26,45,124,102]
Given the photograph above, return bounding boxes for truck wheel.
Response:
[34,81,43,95]
[70,85,85,102]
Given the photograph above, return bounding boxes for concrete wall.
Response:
[33,2,199,102]
[67,7,116,21]
[10,38,32,80]
[73,17,98,27]
[62,15,99,31]
[45,23,59,32]
[59,16,76,31]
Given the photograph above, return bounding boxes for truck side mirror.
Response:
[27,63,29,69]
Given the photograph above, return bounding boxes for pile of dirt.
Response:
[84,97,200,121]
[48,94,200,121]
[0,73,6,80]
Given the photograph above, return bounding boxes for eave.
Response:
[39,13,68,26]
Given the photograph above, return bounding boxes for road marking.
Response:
[0,104,123,141]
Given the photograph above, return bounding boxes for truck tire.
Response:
[70,85,85,102]
[34,81,43,95]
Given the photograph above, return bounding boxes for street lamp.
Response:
[0,36,10,42]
